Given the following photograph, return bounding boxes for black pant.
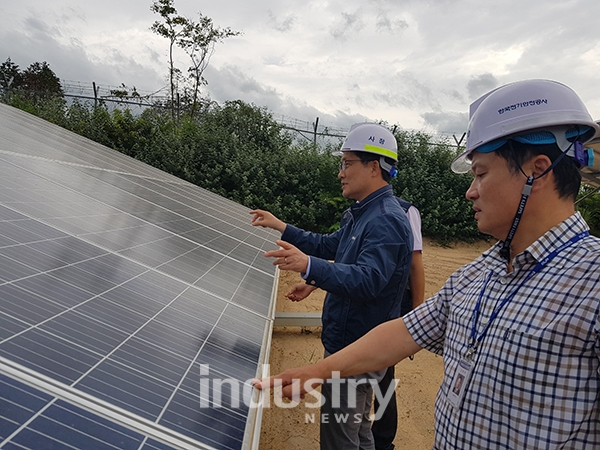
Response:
[371,365,397,450]
[372,289,412,450]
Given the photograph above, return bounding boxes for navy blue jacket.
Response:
[282,185,413,354]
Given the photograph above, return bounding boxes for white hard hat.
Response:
[334,122,398,162]
[451,79,600,173]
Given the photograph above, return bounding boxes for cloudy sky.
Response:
[1,0,599,135]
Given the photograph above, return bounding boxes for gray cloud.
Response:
[466,74,498,101]
[330,11,365,40]
[375,13,409,33]
[205,64,368,131]
[268,11,296,32]
[1,0,599,133]
[421,111,468,134]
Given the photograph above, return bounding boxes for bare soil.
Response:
[259,238,492,449]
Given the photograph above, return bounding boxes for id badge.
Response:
[447,358,474,408]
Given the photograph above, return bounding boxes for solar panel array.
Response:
[0,104,279,450]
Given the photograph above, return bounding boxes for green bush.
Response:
[391,130,484,243]
[576,186,600,237]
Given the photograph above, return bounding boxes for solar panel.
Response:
[0,103,279,449]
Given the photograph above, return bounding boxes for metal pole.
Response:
[92,82,98,108]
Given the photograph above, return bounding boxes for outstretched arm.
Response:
[254,318,422,399]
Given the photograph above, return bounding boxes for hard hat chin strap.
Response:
[499,140,572,261]
[500,175,533,261]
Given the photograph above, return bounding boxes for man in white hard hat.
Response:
[255,79,600,449]
[250,122,413,450]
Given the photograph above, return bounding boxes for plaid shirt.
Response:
[404,213,600,449]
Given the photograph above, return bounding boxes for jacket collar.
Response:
[349,185,393,218]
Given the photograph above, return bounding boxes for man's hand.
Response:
[264,240,310,274]
[249,209,286,233]
[286,283,317,302]
[253,365,325,400]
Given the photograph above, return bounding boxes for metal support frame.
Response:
[273,312,322,327]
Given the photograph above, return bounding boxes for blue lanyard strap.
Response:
[468,231,589,356]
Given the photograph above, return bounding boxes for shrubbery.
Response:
[392,130,482,243]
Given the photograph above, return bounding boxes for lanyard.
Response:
[467,230,589,358]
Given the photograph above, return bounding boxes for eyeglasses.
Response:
[338,159,363,171]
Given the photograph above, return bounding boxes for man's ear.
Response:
[522,154,553,179]
[371,160,382,177]
[523,154,555,191]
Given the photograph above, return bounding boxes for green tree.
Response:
[1,58,65,117]
[2,60,65,120]
[179,15,240,118]
[150,0,240,119]
[0,57,22,94]
[21,61,64,101]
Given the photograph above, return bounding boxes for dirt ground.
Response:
[259,238,492,449]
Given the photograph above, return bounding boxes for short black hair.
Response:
[354,151,395,183]
[494,140,581,201]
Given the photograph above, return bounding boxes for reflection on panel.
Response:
[0,103,280,449]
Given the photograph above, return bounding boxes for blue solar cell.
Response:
[74,254,147,285]
[0,329,102,385]
[46,265,119,296]
[160,392,246,450]
[197,343,258,383]
[0,312,29,341]
[75,360,172,420]
[118,272,188,303]
[0,205,28,221]
[110,338,192,386]
[0,244,69,272]
[76,297,153,334]
[32,236,107,263]
[0,284,65,324]
[134,320,207,360]
[38,311,129,355]
[15,273,96,308]
[0,104,276,450]
[19,400,145,450]
[0,377,153,450]
[0,374,53,441]
[154,292,225,336]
